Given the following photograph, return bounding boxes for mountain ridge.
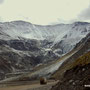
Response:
[0,20,90,80]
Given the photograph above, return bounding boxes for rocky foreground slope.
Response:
[0,21,90,80]
[51,33,90,90]
[51,52,90,90]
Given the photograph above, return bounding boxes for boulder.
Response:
[40,77,47,85]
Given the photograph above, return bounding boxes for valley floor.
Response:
[0,80,58,90]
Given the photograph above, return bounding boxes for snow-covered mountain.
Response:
[0,21,90,53]
[0,21,89,41]
[0,21,90,80]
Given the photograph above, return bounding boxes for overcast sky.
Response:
[0,0,90,25]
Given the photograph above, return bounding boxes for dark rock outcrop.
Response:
[40,77,47,85]
[52,63,90,90]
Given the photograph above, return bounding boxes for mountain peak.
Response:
[10,20,32,25]
[73,21,90,26]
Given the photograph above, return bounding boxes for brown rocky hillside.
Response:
[51,51,90,90]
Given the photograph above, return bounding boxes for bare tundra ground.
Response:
[0,80,58,90]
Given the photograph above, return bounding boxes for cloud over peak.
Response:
[78,4,90,21]
[0,0,4,4]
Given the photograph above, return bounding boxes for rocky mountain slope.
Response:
[51,51,90,90]
[0,21,90,80]
[51,33,90,90]
[52,33,90,79]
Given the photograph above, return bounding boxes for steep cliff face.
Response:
[0,21,90,80]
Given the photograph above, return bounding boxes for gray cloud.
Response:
[78,5,90,20]
[0,0,4,4]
